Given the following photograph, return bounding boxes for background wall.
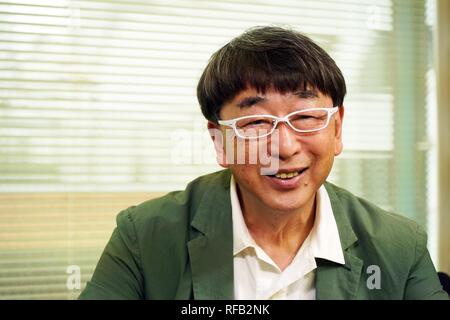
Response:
[0,0,446,299]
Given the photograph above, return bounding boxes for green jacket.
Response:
[79,169,448,300]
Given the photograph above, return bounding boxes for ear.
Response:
[207,121,229,168]
[334,105,344,156]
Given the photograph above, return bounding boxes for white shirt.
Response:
[231,176,345,300]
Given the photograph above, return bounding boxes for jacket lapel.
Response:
[316,183,363,299]
[186,174,364,300]
[315,253,364,299]
[187,170,234,299]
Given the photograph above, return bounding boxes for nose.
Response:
[272,121,301,160]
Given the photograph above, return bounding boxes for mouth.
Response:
[264,167,308,179]
[263,167,309,190]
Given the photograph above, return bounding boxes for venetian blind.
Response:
[0,0,435,299]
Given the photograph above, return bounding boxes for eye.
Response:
[298,115,315,119]
[246,119,269,126]
[291,114,316,121]
[237,117,273,128]
[291,111,327,121]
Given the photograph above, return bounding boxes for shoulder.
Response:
[325,182,447,299]
[325,181,423,237]
[324,181,426,264]
[115,169,231,243]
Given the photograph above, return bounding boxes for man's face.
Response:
[209,87,344,213]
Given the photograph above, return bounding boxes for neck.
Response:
[236,185,316,270]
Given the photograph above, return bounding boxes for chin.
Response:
[262,197,309,213]
[265,186,316,211]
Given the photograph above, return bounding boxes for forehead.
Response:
[233,88,319,106]
[226,87,332,111]
[219,88,333,120]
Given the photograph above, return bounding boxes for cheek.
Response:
[225,138,273,166]
[308,135,337,168]
[229,165,259,192]
[309,133,334,153]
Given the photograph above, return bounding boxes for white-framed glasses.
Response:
[218,106,340,139]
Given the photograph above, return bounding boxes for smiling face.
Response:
[209,87,344,215]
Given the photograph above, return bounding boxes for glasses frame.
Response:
[218,106,340,139]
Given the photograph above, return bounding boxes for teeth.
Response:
[275,171,300,179]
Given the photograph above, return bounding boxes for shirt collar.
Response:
[230,175,345,265]
[231,175,258,255]
[309,184,345,265]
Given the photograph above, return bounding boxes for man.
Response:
[79,26,448,300]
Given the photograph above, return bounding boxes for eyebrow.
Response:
[236,96,266,108]
[235,89,319,109]
[293,90,319,99]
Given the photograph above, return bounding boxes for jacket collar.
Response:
[187,170,362,300]
[315,182,363,299]
[187,170,234,299]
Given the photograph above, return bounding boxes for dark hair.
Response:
[197,26,346,122]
